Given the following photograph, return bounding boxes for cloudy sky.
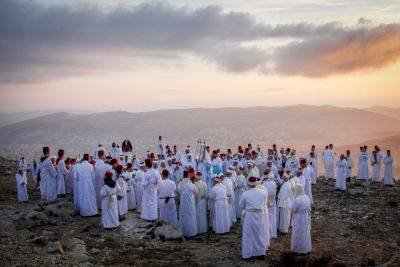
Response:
[1,0,399,112]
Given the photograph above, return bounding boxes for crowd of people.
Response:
[15,137,395,259]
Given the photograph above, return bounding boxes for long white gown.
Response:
[222,177,236,226]
[210,183,230,234]
[72,163,80,209]
[335,159,347,190]
[239,187,268,259]
[56,160,68,195]
[158,179,178,225]
[323,149,335,179]
[16,173,28,202]
[302,166,313,204]
[116,175,128,216]
[262,179,277,239]
[357,152,369,180]
[141,168,161,221]
[195,180,208,234]
[134,170,144,211]
[371,152,383,182]
[277,181,292,233]
[384,156,394,185]
[40,157,58,201]
[235,175,247,219]
[100,183,121,228]
[94,159,112,209]
[178,178,198,237]
[290,194,312,254]
[78,161,98,216]
[346,157,353,178]
[125,173,137,210]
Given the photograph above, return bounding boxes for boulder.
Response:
[154,222,184,240]
[44,200,74,217]
[45,241,64,254]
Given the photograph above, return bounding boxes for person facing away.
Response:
[141,159,161,221]
[40,147,58,201]
[158,169,178,225]
[357,146,369,180]
[335,154,347,191]
[345,150,353,182]
[100,170,120,229]
[125,163,137,211]
[209,174,230,234]
[78,154,98,217]
[134,162,145,212]
[371,147,383,183]
[277,173,292,234]
[261,169,277,240]
[235,166,247,219]
[94,150,112,209]
[115,164,128,219]
[384,150,394,186]
[194,171,208,234]
[177,168,198,237]
[15,168,28,203]
[290,184,312,254]
[239,176,268,259]
[56,149,68,196]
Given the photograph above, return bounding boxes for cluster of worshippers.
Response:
[321,144,395,191]
[14,138,395,259]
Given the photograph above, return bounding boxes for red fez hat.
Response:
[98,150,105,157]
[127,163,133,168]
[43,147,50,155]
[188,167,195,174]
[196,171,202,176]
[115,164,123,174]
[104,170,113,180]
[83,153,90,161]
[57,149,65,158]
[248,176,257,185]
[110,158,118,165]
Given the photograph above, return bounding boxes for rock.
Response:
[45,241,64,254]
[29,236,49,246]
[62,237,92,263]
[26,210,48,221]
[32,204,45,212]
[90,248,100,254]
[154,222,184,240]
[44,200,74,217]
[0,219,16,237]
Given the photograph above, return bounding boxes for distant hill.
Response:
[364,106,400,121]
[0,105,399,162]
[0,110,94,127]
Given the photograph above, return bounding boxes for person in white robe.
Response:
[224,170,237,225]
[15,169,28,202]
[300,159,313,204]
[335,155,347,191]
[247,161,260,178]
[178,169,198,237]
[308,152,317,185]
[40,147,58,201]
[240,176,268,259]
[115,165,128,218]
[262,171,277,239]
[134,163,145,211]
[30,160,40,190]
[287,150,299,177]
[141,159,161,221]
[290,184,312,254]
[209,175,230,234]
[384,150,394,186]
[158,169,178,225]
[371,148,383,182]
[125,164,137,210]
[78,154,98,216]
[194,172,208,234]
[100,171,121,229]
[71,159,80,209]
[277,173,292,233]
[323,145,335,179]
[345,150,353,181]
[357,146,369,180]
[64,159,73,194]
[235,166,247,219]
[94,150,112,209]
[55,149,67,196]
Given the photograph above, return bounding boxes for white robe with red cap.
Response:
[94,159,112,209]
[235,174,247,219]
[141,168,161,221]
[56,160,68,195]
[16,172,28,202]
[210,183,230,234]
[222,177,235,226]
[40,157,58,201]
[125,172,137,210]
[195,180,208,234]
[262,179,277,239]
[100,183,120,229]
[290,194,312,254]
[239,187,268,259]
[78,161,98,216]
[116,175,128,216]
[277,181,292,233]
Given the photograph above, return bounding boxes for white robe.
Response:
[262,179,277,239]
[94,160,112,209]
[64,168,73,194]
[277,181,292,233]
[141,168,161,221]
[125,173,137,210]
[210,183,230,234]
[100,184,120,228]
[134,170,144,211]
[72,163,80,209]
[116,176,128,216]
[56,160,67,195]
[371,152,383,182]
[222,177,236,226]
[178,178,198,237]
[290,194,312,254]
[40,157,58,201]
[158,179,178,225]
[16,173,28,202]
[357,152,369,180]
[302,166,313,204]
[323,149,335,179]
[239,188,268,259]
[335,159,347,190]
[384,156,394,185]
[307,155,317,184]
[78,161,98,216]
[235,175,247,219]
[195,180,208,234]
[346,157,353,178]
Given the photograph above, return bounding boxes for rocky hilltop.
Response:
[0,157,399,266]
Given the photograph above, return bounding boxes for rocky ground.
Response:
[1,157,399,266]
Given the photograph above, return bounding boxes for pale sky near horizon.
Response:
[1,0,399,112]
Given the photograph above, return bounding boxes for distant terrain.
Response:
[0,105,399,177]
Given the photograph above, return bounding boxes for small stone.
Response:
[90,248,100,254]
[45,241,64,254]
[29,236,49,246]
